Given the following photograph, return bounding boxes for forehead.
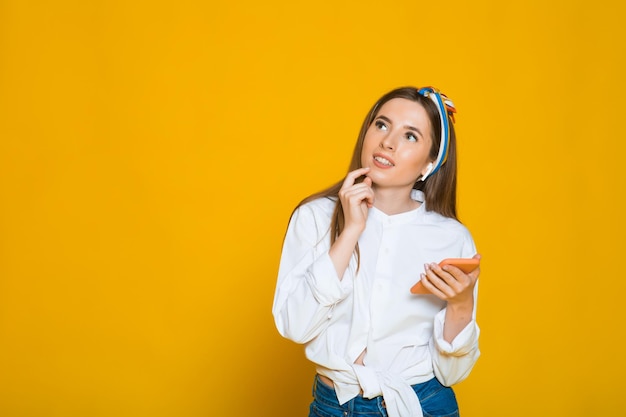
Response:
[376,98,431,130]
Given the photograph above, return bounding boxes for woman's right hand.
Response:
[337,167,374,233]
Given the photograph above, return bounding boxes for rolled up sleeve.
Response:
[430,280,481,386]
[273,203,354,344]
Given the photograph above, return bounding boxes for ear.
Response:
[420,162,434,181]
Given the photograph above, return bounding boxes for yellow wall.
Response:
[1,1,625,416]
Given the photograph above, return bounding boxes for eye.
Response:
[406,132,418,142]
[374,120,388,131]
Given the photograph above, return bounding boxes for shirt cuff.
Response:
[306,252,353,306]
[432,308,479,356]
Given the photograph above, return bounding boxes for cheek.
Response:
[404,149,428,167]
[363,132,376,147]
[402,152,429,176]
[360,135,376,155]
[360,144,370,165]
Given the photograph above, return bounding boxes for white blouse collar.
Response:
[368,189,426,224]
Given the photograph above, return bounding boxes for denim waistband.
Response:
[313,375,386,415]
[311,374,459,417]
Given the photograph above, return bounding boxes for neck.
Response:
[372,185,419,215]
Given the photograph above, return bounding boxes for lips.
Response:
[373,153,395,167]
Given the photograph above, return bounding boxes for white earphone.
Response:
[420,162,434,181]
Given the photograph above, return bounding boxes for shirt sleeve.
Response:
[272,202,355,344]
[429,229,481,386]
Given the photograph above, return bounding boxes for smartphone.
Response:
[438,258,480,274]
[410,258,480,294]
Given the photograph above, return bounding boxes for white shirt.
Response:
[272,190,480,417]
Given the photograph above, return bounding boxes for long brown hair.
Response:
[293,86,459,249]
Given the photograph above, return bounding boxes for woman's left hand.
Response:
[419,254,481,308]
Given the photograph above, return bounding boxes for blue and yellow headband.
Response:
[417,87,456,180]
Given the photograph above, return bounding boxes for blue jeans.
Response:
[309,375,459,417]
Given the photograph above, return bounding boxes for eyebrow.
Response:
[376,115,423,137]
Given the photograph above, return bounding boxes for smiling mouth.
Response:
[374,156,394,166]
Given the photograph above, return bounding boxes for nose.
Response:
[379,132,397,150]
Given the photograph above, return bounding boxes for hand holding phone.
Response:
[410,257,480,295]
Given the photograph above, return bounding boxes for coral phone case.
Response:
[410,258,480,294]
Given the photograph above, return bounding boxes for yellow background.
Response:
[1,0,625,416]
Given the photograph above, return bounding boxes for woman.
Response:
[273,86,481,417]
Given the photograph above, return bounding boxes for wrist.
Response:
[446,298,474,316]
[342,223,365,238]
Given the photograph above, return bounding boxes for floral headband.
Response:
[417,87,456,180]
